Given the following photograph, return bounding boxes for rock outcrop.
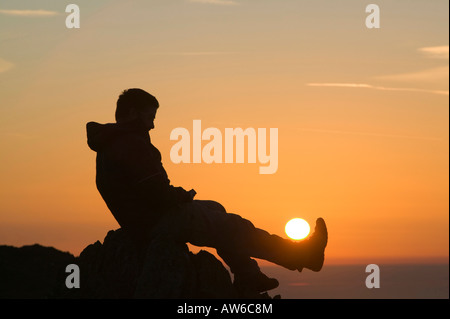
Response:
[0,229,277,299]
[0,244,74,298]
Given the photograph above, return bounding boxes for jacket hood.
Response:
[86,119,148,152]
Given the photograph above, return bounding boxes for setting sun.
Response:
[285,218,311,240]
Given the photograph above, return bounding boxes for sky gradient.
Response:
[0,0,448,268]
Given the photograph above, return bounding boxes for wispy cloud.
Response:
[172,51,237,56]
[308,83,372,89]
[0,9,59,17]
[3,132,38,140]
[375,66,449,84]
[307,83,449,96]
[298,128,443,142]
[0,57,14,73]
[187,0,239,6]
[418,45,449,59]
[149,51,238,56]
[374,46,449,85]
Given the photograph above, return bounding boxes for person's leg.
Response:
[154,200,327,274]
[156,200,282,293]
[153,200,262,273]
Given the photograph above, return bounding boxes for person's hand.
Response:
[188,189,197,200]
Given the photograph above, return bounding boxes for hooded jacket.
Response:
[86,119,192,240]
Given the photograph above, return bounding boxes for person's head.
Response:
[115,88,159,130]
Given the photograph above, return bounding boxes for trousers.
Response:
[149,200,298,275]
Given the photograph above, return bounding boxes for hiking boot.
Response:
[234,270,279,294]
[297,217,328,272]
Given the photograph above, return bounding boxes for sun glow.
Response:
[285,218,310,240]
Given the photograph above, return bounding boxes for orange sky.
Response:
[0,0,448,265]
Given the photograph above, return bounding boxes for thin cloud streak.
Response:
[0,9,59,17]
[149,51,239,56]
[187,0,239,6]
[3,132,38,140]
[298,128,443,142]
[418,45,449,59]
[0,57,14,73]
[375,66,449,84]
[307,83,449,96]
[173,51,238,56]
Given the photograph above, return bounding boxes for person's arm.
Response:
[137,173,194,205]
[112,134,194,206]
[167,184,196,203]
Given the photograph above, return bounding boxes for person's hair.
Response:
[115,88,159,121]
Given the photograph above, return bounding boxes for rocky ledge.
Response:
[0,229,277,299]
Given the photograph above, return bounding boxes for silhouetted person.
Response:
[86,88,328,294]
